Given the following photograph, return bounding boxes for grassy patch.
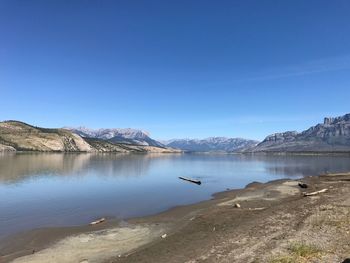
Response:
[270,255,295,263]
[270,242,321,263]
[289,242,320,258]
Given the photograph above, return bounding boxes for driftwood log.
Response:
[248,207,266,211]
[178,176,201,185]
[303,188,328,197]
[90,217,106,225]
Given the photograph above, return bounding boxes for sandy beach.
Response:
[1,172,349,263]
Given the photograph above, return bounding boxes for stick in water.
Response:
[178,176,201,185]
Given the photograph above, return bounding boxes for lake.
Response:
[1,153,350,240]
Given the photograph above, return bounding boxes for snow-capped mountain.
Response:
[65,127,164,147]
[163,137,259,152]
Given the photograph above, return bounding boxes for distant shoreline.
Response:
[241,151,350,156]
[2,150,350,155]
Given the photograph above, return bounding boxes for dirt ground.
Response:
[1,173,349,263]
[108,173,350,263]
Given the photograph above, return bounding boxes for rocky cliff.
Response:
[250,113,350,152]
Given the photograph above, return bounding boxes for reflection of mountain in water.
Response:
[84,153,175,178]
[256,155,350,177]
[0,153,91,183]
[1,153,350,185]
[0,153,177,184]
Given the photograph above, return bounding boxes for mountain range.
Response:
[0,121,178,153]
[249,113,350,152]
[66,127,164,147]
[1,113,350,153]
[163,137,259,152]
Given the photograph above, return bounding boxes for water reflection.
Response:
[0,153,91,182]
[246,155,350,176]
[1,153,350,184]
[0,153,349,240]
[0,153,178,183]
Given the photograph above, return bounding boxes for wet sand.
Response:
[1,172,350,263]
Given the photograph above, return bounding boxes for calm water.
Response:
[1,153,350,240]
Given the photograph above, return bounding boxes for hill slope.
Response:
[0,121,93,152]
[84,137,179,153]
[250,113,350,152]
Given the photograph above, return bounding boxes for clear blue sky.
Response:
[1,0,350,140]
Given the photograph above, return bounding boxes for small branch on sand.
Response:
[178,177,201,185]
[90,217,106,225]
[303,189,328,197]
[248,207,266,211]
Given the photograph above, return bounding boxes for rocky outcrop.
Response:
[0,143,16,152]
[262,131,298,143]
[250,113,350,152]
